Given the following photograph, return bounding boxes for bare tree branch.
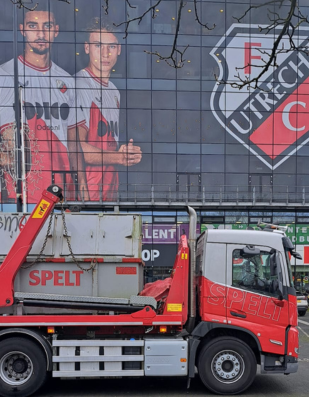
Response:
[103,0,135,16]
[10,0,309,87]
[11,0,70,10]
[233,0,285,23]
[102,0,109,14]
[11,0,38,10]
[193,0,215,30]
[113,0,162,39]
[144,0,188,68]
[217,0,309,90]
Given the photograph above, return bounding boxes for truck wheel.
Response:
[298,311,306,317]
[0,337,47,397]
[198,337,256,395]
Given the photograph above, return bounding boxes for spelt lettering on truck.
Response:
[0,185,299,397]
[29,270,83,286]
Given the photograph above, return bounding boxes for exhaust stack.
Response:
[186,206,197,333]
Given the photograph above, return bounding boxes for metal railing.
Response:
[57,184,309,208]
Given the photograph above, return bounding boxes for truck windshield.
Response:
[284,248,294,287]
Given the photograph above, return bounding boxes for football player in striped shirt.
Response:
[1,2,89,202]
[76,18,142,201]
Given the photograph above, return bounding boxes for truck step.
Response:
[52,339,145,378]
[14,292,157,309]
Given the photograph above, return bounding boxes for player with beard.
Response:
[1,2,88,202]
[76,19,142,201]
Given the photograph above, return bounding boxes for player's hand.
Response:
[118,139,142,166]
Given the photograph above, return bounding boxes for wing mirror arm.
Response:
[277,289,284,301]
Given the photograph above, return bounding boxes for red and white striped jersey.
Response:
[75,67,120,201]
[1,56,85,202]
[0,67,15,132]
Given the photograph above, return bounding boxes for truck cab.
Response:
[194,228,298,393]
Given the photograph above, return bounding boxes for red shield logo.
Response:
[56,79,67,94]
[211,24,309,170]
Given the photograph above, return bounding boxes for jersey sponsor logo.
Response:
[24,101,69,122]
[97,119,118,139]
[56,79,67,93]
[211,24,309,170]
[91,102,118,140]
[37,124,60,131]
[32,199,50,218]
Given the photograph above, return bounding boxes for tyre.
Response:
[0,337,47,397]
[298,310,307,317]
[198,336,257,395]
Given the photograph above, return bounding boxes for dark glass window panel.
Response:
[127,91,151,109]
[153,154,176,173]
[202,155,224,173]
[177,155,200,173]
[152,110,176,143]
[127,45,151,79]
[152,91,176,110]
[152,1,177,35]
[225,155,249,173]
[127,109,151,142]
[177,110,201,143]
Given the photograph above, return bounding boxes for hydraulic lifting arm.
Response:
[0,185,63,307]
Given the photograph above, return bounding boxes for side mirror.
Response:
[240,245,260,258]
[277,284,284,300]
[270,279,284,300]
[291,250,302,260]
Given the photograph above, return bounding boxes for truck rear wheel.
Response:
[198,336,257,395]
[0,337,47,397]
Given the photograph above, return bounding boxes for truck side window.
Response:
[232,249,279,296]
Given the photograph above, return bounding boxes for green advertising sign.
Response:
[284,225,309,245]
[201,224,309,245]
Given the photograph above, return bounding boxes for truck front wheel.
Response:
[0,337,47,397]
[198,336,257,395]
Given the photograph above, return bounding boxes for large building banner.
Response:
[0,0,308,204]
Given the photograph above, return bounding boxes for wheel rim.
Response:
[0,351,33,386]
[211,349,245,384]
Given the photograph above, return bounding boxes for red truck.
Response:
[0,185,299,396]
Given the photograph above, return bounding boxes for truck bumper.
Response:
[285,361,298,374]
[260,354,298,374]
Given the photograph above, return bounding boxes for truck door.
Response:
[198,242,227,323]
[226,244,289,354]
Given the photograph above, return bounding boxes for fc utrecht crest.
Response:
[56,80,67,94]
[211,24,309,170]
